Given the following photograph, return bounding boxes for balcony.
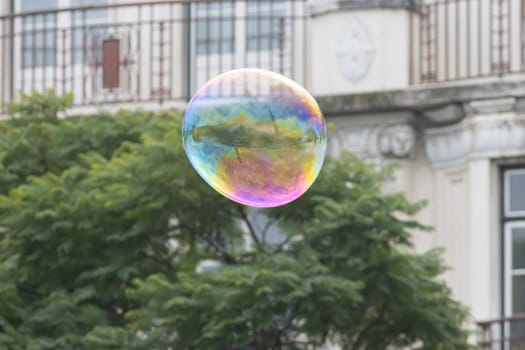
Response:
[1,0,525,113]
[410,0,525,84]
[477,315,525,349]
[0,0,307,113]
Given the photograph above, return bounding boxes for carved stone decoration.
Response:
[327,122,416,161]
[425,112,525,168]
[379,124,417,158]
[327,127,371,159]
[336,17,376,83]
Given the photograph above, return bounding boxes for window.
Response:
[246,1,287,52]
[70,0,108,14]
[194,0,289,56]
[20,0,58,11]
[505,169,525,217]
[20,0,58,68]
[502,167,525,344]
[191,0,292,91]
[195,2,235,56]
[18,0,108,68]
[71,0,108,64]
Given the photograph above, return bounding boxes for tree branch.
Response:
[187,224,238,264]
[39,146,49,173]
[176,222,238,264]
[238,206,263,251]
[17,285,45,297]
[274,234,293,253]
[140,251,171,264]
[261,217,276,244]
[351,303,387,350]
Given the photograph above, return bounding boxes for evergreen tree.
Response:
[0,91,471,349]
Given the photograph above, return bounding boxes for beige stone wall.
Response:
[308,8,410,95]
[325,96,525,325]
[314,1,525,325]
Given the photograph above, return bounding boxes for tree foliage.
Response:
[0,91,471,349]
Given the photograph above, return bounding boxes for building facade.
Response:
[1,0,525,347]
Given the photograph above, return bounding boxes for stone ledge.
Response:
[316,79,525,125]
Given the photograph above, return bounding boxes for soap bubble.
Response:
[182,68,327,208]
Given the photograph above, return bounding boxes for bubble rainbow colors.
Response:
[182,68,327,208]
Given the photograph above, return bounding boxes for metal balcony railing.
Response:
[477,314,525,349]
[0,0,306,113]
[410,0,525,84]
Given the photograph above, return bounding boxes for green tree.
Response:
[0,91,471,349]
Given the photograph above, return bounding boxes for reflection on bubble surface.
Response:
[183,68,327,208]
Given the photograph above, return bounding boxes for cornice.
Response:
[425,110,525,168]
[325,96,525,168]
[316,80,525,124]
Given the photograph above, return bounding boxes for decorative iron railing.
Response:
[410,0,525,84]
[477,314,525,349]
[0,0,307,113]
[3,0,525,111]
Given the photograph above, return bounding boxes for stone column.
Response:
[468,158,492,320]
[307,0,414,96]
[425,97,525,321]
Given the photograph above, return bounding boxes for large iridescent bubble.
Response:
[182,68,327,208]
